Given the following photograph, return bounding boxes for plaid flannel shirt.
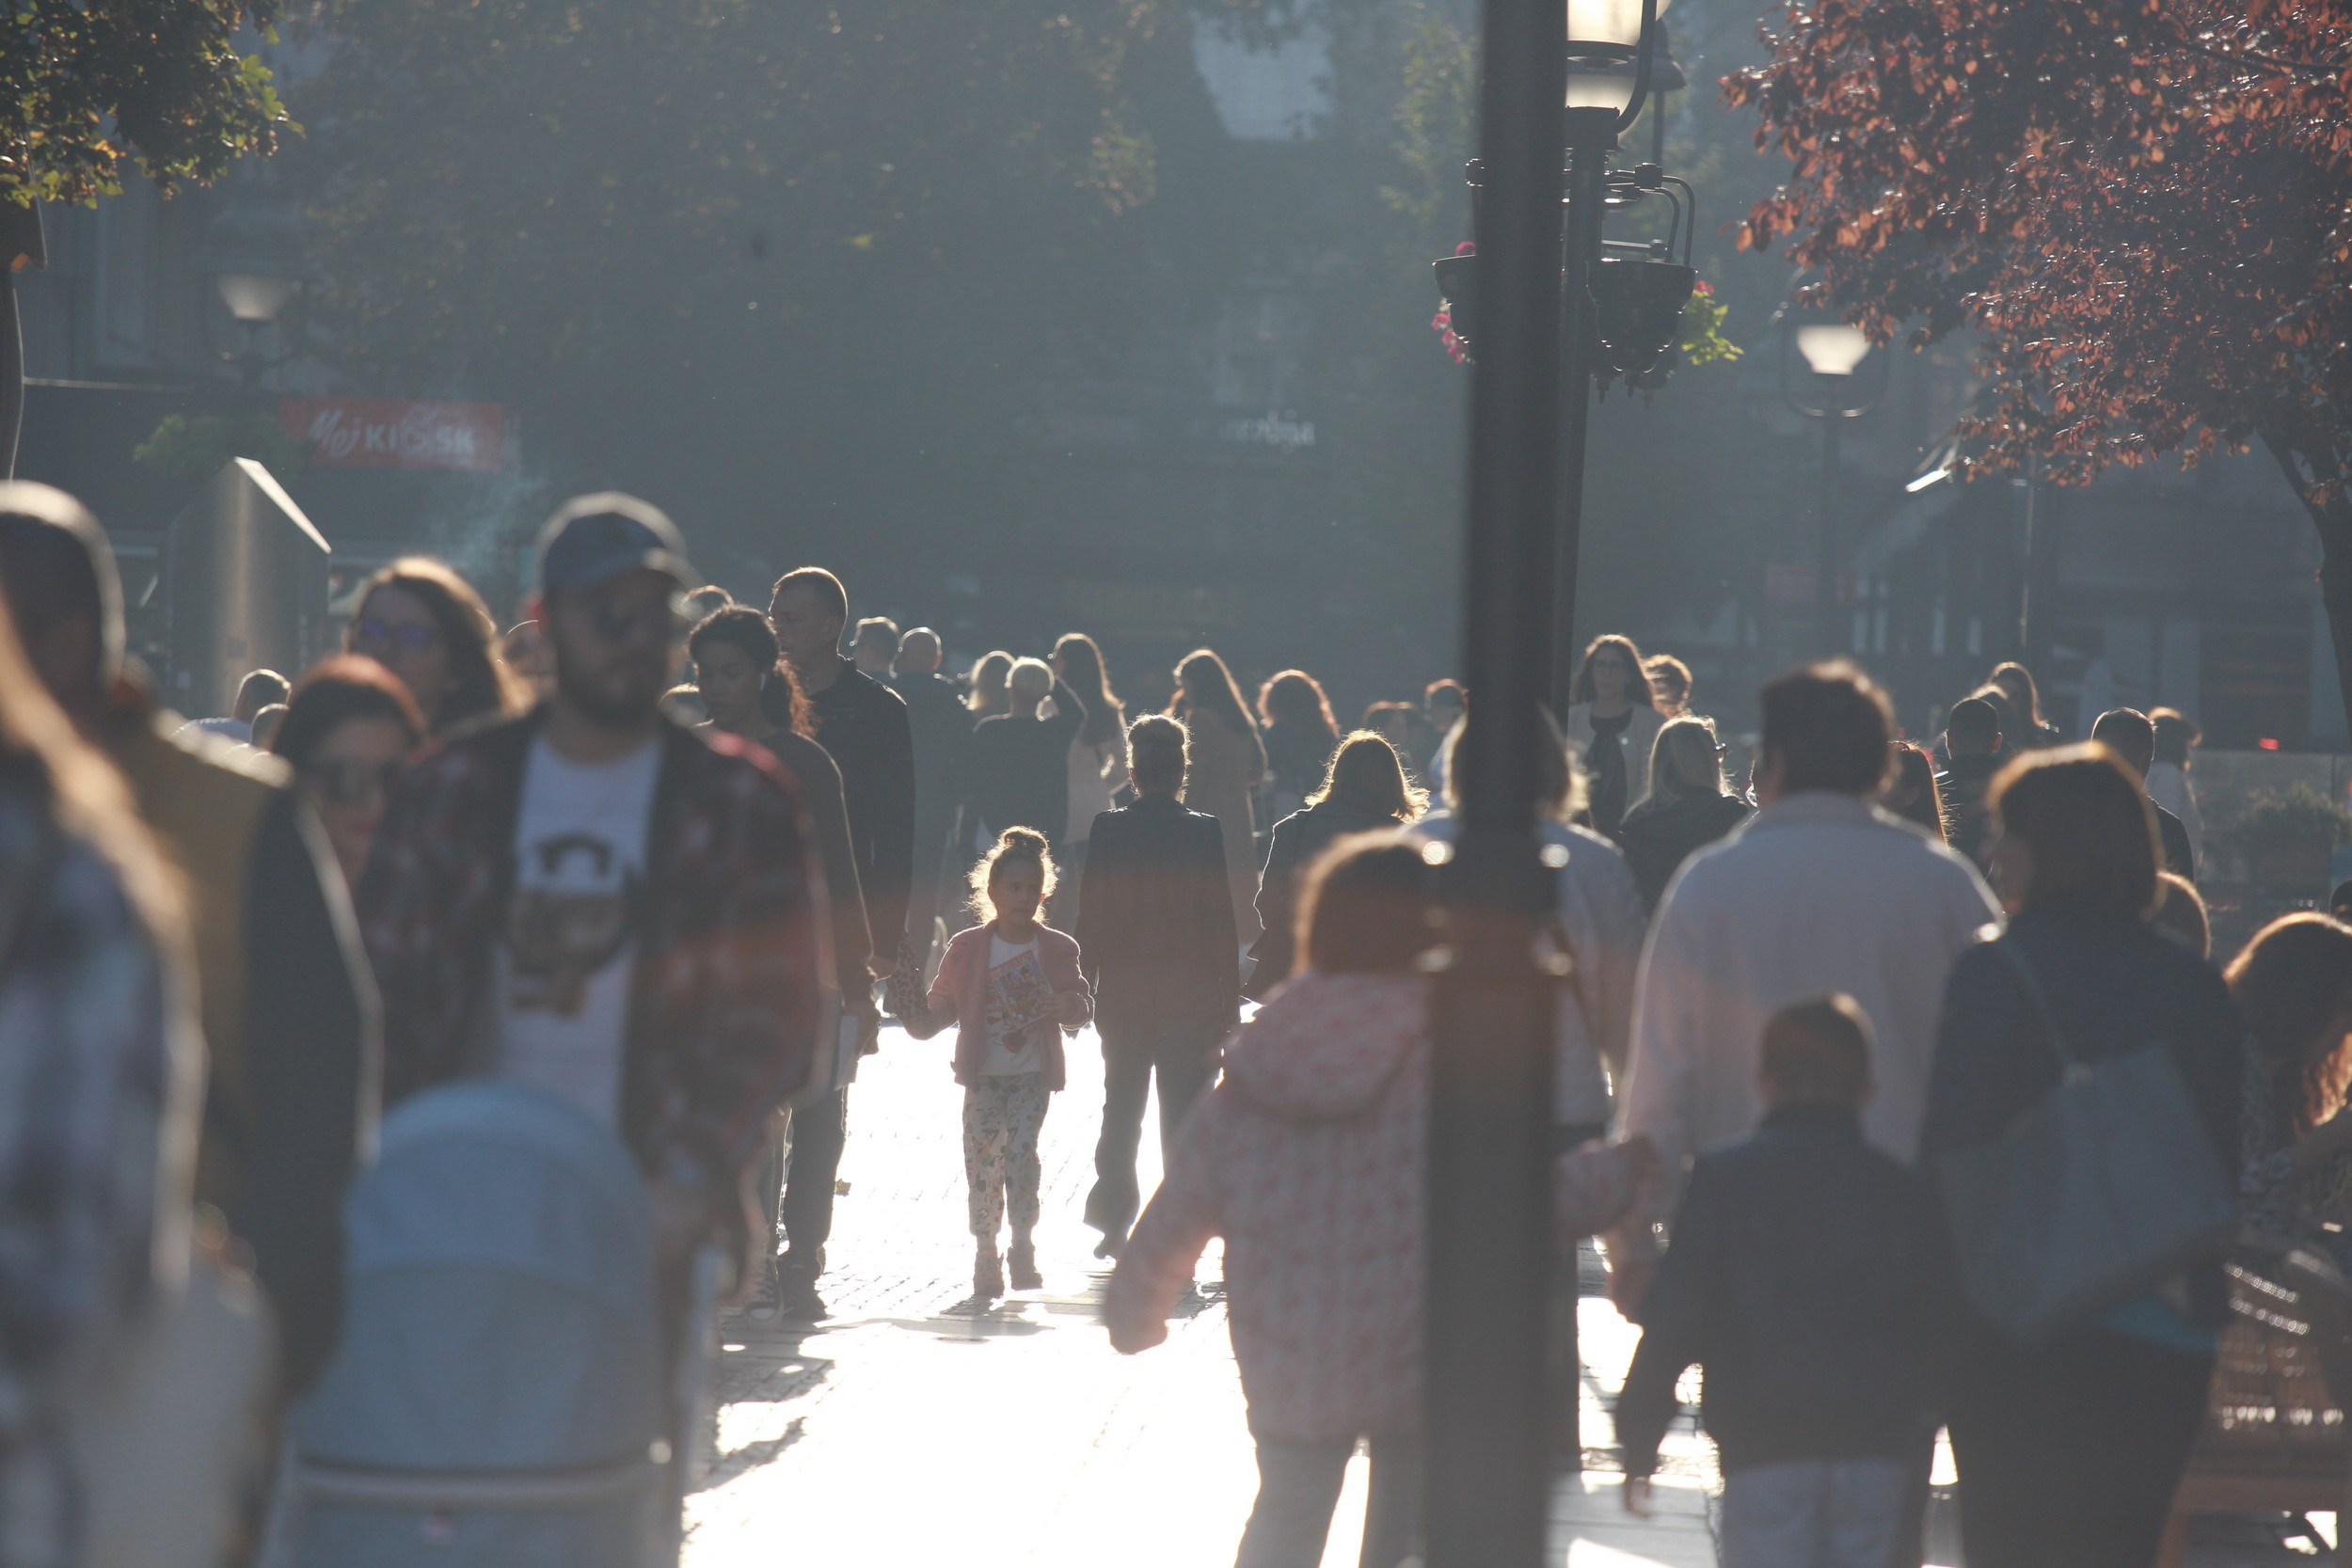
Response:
[356,711,826,1211]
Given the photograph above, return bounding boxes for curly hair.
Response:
[350,557,522,733]
[688,606,813,737]
[968,826,1058,925]
[2228,912,2352,1141]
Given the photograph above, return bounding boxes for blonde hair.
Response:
[968,826,1058,924]
[1008,657,1054,704]
[1306,730,1426,821]
[1645,715,1725,805]
[968,650,1013,715]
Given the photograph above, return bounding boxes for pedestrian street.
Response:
[685,1020,1728,1568]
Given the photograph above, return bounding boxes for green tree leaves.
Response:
[0,0,289,207]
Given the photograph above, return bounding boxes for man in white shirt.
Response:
[1610,661,1999,1313]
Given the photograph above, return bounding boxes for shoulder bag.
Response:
[1937,939,2235,1343]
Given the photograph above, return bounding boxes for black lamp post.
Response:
[1781,317,1883,656]
[1549,0,1684,710]
[1434,2,1692,713]
[1424,0,1677,1563]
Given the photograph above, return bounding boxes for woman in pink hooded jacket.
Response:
[1104,833,1652,1568]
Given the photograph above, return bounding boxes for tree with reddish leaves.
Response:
[1727,0,2352,725]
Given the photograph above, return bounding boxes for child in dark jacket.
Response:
[1615,994,1956,1568]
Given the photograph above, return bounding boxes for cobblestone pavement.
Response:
[681,1020,1745,1568]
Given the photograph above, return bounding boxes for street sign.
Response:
[280,396,508,472]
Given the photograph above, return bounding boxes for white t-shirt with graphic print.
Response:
[495,734,662,1126]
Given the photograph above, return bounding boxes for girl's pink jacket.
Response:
[925,924,1091,1090]
[1104,969,1646,1442]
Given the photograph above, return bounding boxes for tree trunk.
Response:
[2264,426,2352,746]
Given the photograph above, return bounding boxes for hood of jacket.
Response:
[1223,970,1426,1124]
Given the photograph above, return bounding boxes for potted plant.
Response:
[2232,784,2352,891]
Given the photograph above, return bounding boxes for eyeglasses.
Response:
[303,757,404,808]
[351,617,439,654]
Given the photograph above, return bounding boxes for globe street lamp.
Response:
[1783,315,1885,655]
[198,194,303,389]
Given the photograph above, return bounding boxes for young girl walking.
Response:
[924,828,1093,1299]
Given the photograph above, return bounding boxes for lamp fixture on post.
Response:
[197,193,304,390]
[216,272,296,327]
[1780,307,1886,657]
[1548,0,1692,712]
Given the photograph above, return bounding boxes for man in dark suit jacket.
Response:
[1073,713,1240,1255]
[2092,707,2198,879]
[890,626,974,970]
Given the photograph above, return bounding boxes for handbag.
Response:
[62,1230,276,1568]
[1936,939,2236,1344]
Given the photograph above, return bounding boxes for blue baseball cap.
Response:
[534,492,695,595]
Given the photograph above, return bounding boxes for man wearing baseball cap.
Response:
[356,492,828,1283]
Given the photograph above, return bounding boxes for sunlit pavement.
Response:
[684,1021,2345,1568]
[683,1020,1741,1568]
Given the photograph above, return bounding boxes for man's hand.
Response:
[1621,1476,1655,1516]
[1052,991,1089,1026]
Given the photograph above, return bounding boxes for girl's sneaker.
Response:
[1008,1239,1042,1292]
[974,1244,1005,1301]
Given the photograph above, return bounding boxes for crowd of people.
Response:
[7,470,2345,1568]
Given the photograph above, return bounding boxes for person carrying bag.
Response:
[1938,939,2234,1343]
[1920,745,2245,1568]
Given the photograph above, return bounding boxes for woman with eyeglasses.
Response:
[1616,715,1754,916]
[344,558,522,735]
[274,657,427,887]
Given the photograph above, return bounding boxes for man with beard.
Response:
[358,494,825,1296]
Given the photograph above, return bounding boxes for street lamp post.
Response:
[1783,320,1883,657]
[1423,0,1565,1560]
[1424,2,1676,1564]
[1549,0,1672,711]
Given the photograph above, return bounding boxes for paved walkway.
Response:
[683,1021,1731,1568]
[684,1021,2347,1568]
